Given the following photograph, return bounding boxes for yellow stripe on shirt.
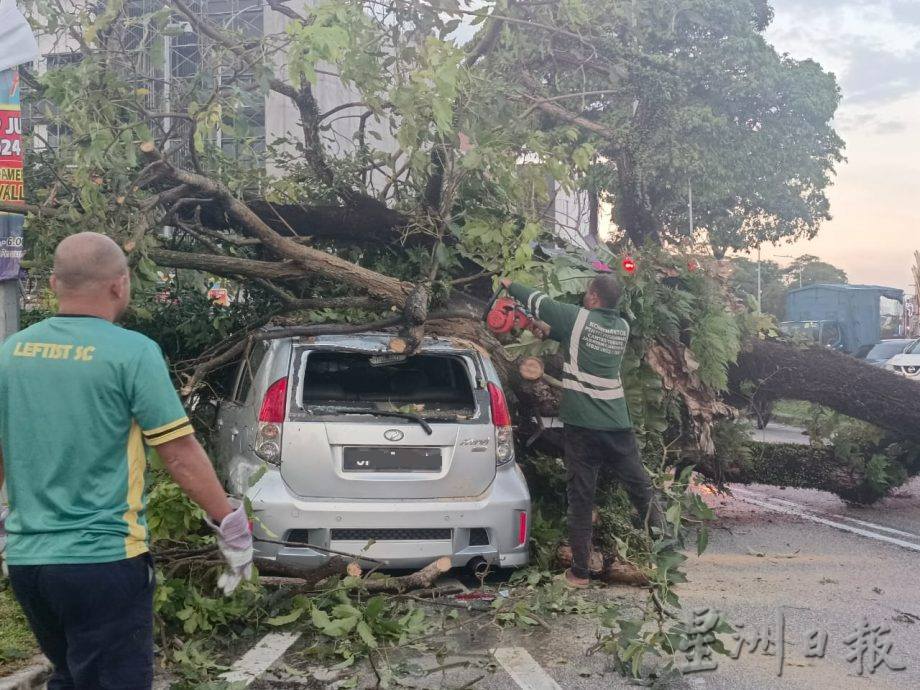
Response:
[143,416,190,438]
[123,422,149,559]
[145,424,195,446]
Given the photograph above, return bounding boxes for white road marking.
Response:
[221,632,302,685]
[731,488,920,553]
[734,490,920,540]
[493,647,561,690]
[831,514,920,541]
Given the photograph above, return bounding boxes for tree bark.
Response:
[140,142,415,308]
[730,340,920,442]
[195,198,413,246]
[693,442,914,505]
[149,249,306,282]
[255,557,362,589]
[256,557,452,593]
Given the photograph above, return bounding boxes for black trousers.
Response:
[563,425,664,578]
[8,553,155,690]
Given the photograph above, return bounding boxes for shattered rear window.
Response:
[300,351,475,416]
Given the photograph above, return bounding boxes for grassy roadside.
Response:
[771,399,816,427]
[0,585,37,675]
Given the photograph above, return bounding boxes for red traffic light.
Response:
[622,256,636,274]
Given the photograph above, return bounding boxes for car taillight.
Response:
[259,378,288,423]
[517,511,528,546]
[488,382,515,466]
[255,378,287,465]
[488,382,511,426]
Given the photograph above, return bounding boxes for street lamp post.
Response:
[775,254,801,288]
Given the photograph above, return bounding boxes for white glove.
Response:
[1,506,9,578]
[206,499,253,596]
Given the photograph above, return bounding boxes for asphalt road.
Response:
[210,475,920,689]
[672,478,920,690]
[749,422,812,446]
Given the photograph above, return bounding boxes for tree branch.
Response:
[139,142,414,306]
[521,75,619,143]
[148,248,306,282]
[167,0,334,186]
[253,278,384,312]
[0,201,54,216]
[463,5,508,68]
[266,0,307,22]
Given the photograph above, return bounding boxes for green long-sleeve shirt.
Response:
[508,283,632,431]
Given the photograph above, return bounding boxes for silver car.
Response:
[215,331,531,571]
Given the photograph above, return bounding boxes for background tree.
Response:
[727,253,849,320]
[784,253,849,288]
[480,0,844,248]
[727,256,785,318]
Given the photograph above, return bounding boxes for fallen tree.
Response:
[731,340,920,437]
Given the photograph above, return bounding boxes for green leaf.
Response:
[696,526,709,556]
[665,503,681,526]
[312,606,358,637]
[266,608,304,627]
[356,620,378,648]
[365,596,386,621]
[331,604,361,619]
[137,256,159,282]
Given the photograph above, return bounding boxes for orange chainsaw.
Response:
[483,286,533,335]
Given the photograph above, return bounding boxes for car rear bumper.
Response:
[246,462,531,571]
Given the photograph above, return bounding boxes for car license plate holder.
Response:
[343,447,441,472]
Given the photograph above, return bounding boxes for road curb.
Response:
[0,657,52,690]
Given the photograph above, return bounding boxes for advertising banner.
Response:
[0,67,24,281]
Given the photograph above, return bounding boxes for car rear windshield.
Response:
[300,351,476,416]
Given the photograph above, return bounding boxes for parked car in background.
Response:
[864,339,913,367]
[216,331,531,572]
[886,338,920,382]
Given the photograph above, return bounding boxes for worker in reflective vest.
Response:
[502,275,664,588]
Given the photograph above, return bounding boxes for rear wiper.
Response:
[336,409,433,435]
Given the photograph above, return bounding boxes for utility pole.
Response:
[688,178,694,237]
[757,245,762,313]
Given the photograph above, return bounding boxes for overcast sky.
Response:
[758,0,920,292]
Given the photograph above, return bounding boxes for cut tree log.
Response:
[254,557,452,594]
[518,356,545,381]
[556,544,649,585]
[602,562,650,587]
[388,337,410,354]
[556,544,604,575]
[254,557,362,589]
[360,557,452,593]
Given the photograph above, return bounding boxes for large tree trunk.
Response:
[508,339,920,502]
[730,340,920,442]
[693,442,917,505]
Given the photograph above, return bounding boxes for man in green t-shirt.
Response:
[0,233,252,688]
[502,275,664,588]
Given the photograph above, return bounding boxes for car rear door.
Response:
[278,346,498,500]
